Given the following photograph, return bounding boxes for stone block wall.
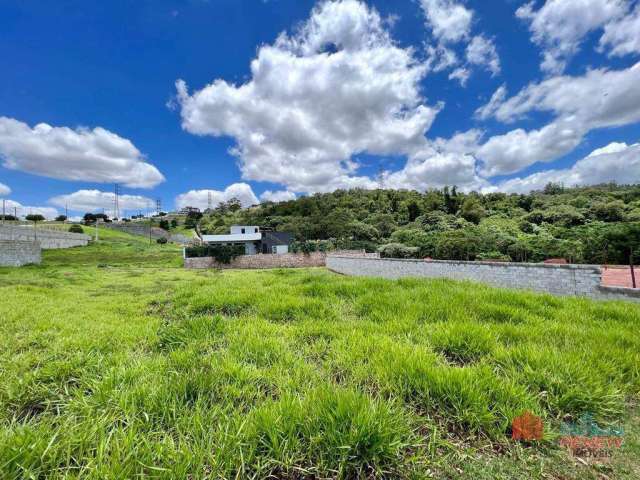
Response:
[326,255,640,303]
[0,226,90,249]
[0,240,41,266]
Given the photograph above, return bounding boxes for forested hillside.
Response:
[199,183,640,265]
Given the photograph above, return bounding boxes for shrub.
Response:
[378,243,420,259]
[156,237,168,245]
[68,224,84,234]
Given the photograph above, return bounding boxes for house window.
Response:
[272,245,277,254]
[241,228,245,234]
[254,228,258,233]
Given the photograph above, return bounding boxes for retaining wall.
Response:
[326,255,640,303]
[0,225,90,249]
[0,240,41,266]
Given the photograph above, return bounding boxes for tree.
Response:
[158,219,170,231]
[460,198,486,224]
[55,215,67,222]
[68,224,84,234]
[170,219,178,229]
[26,214,45,224]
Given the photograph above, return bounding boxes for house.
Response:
[201,226,293,255]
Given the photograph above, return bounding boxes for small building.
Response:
[201,226,293,255]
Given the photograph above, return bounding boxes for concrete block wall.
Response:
[0,225,90,249]
[0,240,41,266]
[326,256,640,303]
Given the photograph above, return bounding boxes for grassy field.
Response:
[0,231,639,479]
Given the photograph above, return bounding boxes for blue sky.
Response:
[1,0,639,219]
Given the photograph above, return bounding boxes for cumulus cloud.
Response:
[599,3,640,57]
[175,183,259,210]
[0,117,165,188]
[49,189,154,217]
[260,190,297,202]
[385,130,488,192]
[466,35,500,75]
[421,1,500,85]
[0,182,10,196]
[2,199,59,220]
[475,84,507,120]
[476,61,640,175]
[420,0,473,43]
[477,119,584,176]
[176,0,438,193]
[494,141,640,193]
[516,0,627,74]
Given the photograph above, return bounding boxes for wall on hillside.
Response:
[326,256,640,303]
[103,223,192,244]
[0,240,41,266]
[0,226,90,249]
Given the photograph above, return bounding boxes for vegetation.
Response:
[0,230,638,478]
[68,224,84,234]
[200,183,640,264]
[185,244,245,263]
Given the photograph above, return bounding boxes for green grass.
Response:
[0,232,639,478]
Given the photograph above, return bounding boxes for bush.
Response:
[156,237,168,245]
[68,224,84,234]
[378,243,420,259]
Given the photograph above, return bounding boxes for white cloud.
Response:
[0,117,165,188]
[466,35,500,75]
[175,0,439,193]
[426,44,459,72]
[49,189,154,217]
[448,67,470,86]
[175,183,259,210]
[421,1,500,85]
[260,190,297,202]
[516,0,627,74]
[475,84,507,120]
[599,3,640,57]
[385,130,488,192]
[477,118,584,176]
[2,199,59,220]
[494,141,640,193]
[420,0,473,43]
[0,182,10,196]
[476,61,640,175]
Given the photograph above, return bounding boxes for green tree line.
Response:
[199,183,640,265]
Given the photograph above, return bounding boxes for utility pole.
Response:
[156,198,162,216]
[65,204,68,223]
[95,219,100,242]
[2,199,5,225]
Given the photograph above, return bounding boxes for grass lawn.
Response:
[0,232,639,479]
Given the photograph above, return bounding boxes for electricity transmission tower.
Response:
[156,198,162,216]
